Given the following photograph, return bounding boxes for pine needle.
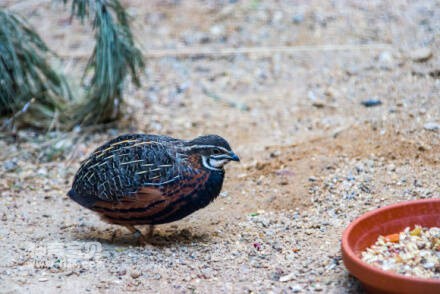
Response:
[64,0,144,127]
[0,9,71,130]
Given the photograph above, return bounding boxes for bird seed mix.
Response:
[361,226,440,279]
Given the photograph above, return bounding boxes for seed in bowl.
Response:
[361,226,440,279]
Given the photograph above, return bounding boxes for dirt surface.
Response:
[1,0,439,293]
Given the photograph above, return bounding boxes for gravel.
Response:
[1,0,439,293]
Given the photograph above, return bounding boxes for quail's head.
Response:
[186,134,240,171]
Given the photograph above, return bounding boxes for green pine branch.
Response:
[0,1,144,130]
[0,10,71,129]
[65,0,144,126]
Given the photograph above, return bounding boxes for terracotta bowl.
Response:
[342,199,440,294]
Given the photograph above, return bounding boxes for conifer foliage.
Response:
[0,1,144,130]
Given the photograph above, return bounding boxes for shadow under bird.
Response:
[68,134,239,244]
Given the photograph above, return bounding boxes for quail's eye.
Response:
[212,149,221,155]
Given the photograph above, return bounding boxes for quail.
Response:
[68,134,239,244]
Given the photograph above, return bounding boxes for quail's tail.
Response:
[67,189,96,208]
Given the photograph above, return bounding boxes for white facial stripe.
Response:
[209,158,229,168]
[202,155,222,171]
[211,154,230,160]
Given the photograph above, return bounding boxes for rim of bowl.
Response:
[342,198,440,285]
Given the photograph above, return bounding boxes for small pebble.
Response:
[130,270,141,279]
[279,272,296,282]
[220,191,229,198]
[291,284,303,292]
[210,25,224,36]
[361,99,382,107]
[378,51,394,69]
[410,47,433,62]
[424,122,440,132]
[292,14,304,24]
[308,91,326,108]
[253,242,262,251]
[314,283,323,291]
[3,160,18,172]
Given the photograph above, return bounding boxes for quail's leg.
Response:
[125,225,147,246]
[147,225,155,239]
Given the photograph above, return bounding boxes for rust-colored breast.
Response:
[92,169,210,225]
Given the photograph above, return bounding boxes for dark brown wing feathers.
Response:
[70,134,184,204]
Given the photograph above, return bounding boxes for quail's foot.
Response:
[126,225,148,246]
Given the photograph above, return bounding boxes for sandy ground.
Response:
[1,0,439,293]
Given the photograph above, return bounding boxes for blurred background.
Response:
[0,1,439,293]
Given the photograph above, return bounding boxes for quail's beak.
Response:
[211,152,240,163]
[229,152,240,162]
